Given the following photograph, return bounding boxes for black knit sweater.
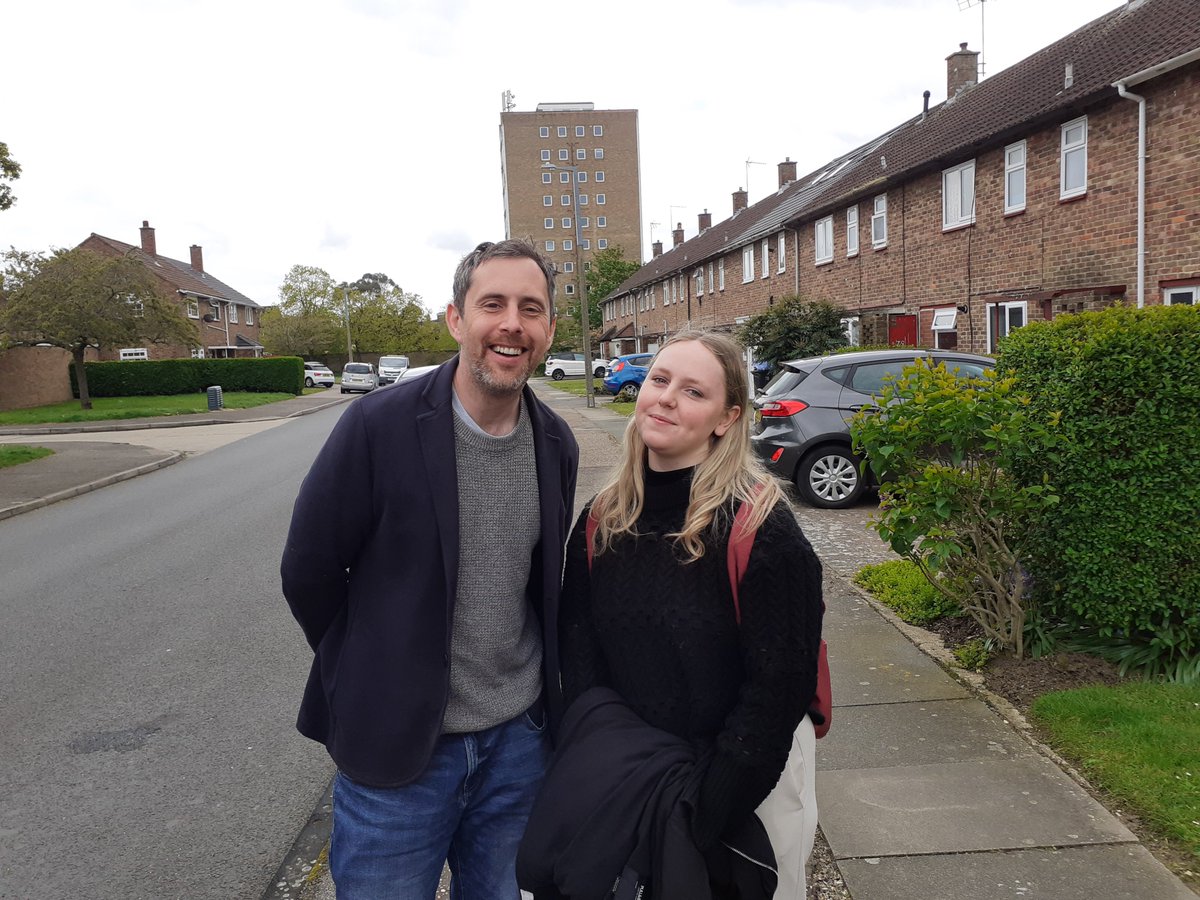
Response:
[558,466,824,850]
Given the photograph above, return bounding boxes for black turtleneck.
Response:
[559,467,824,850]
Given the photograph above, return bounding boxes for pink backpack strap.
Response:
[726,493,760,625]
[585,510,598,570]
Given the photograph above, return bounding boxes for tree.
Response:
[0,142,20,211]
[585,246,640,331]
[0,247,199,409]
[258,305,341,358]
[737,295,847,367]
[278,264,337,316]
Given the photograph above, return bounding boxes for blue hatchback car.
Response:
[602,352,655,397]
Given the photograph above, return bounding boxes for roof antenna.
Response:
[956,0,994,78]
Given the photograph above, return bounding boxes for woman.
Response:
[528,330,824,899]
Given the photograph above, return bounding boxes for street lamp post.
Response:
[543,160,595,408]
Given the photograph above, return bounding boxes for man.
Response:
[281,240,579,898]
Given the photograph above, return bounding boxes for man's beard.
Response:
[467,355,532,396]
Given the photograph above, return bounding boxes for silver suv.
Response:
[750,349,993,509]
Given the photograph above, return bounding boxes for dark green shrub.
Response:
[853,559,961,626]
[72,357,304,397]
[998,304,1200,676]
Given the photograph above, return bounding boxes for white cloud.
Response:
[1,0,1120,313]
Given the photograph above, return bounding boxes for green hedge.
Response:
[72,357,305,397]
[998,304,1200,666]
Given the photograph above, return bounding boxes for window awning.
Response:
[931,308,958,331]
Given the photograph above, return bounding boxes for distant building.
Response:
[499,101,642,312]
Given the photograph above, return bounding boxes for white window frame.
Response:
[596,194,606,205]
[563,239,573,251]
[931,307,958,349]
[561,217,572,229]
[561,195,571,206]
[126,296,144,318]
[593,125,603,136]
[565,283,575,295]
[581,239,590,250]
[120,348,148,361]
[595,171,605,182]
[541,149,550,161]
[186,299,200,318]
[577,171,587,182]
[597,238,607,249]
[542,172,552,184]
[544,217,554,229]
[246,306,254,326]
[846,206,859,257]
[719,258,725,291]
[560,172,570,183]
[871,194,888,248]
[1005,140,1027,214]
[594,148,604,159]
[543,195,553,207]
[814,216,833,264]
[576,148,586,160]
[228,303,238,324]
[707,262,714,291]
[597,216,606,227]
[742,245,754,283]
[1060,116,1088,200]
[761,239,770,278]
[563,261,574,273]
[942,160,976,229]
[557,126,567,137]
[777,233,786,273]
[190,347,205,359]
[579,194,589,205]
[575,125,585,137]
[209,300,221,321]
[545,240,555,252]
[986,300,1028,353]
[579,216,589,228]
[559,148,569,161]
[1164,286,1197,305]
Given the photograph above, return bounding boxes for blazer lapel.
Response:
[417,360,461,612]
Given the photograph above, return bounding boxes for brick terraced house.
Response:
[78,221,264,360]
[600,0,1200,359]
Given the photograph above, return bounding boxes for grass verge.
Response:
[541,377,635,417]
[853,559,960,625]
[1030,682,1200,867]
[0,444,54,468]
[0,393,299,426]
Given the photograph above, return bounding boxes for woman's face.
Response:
[635,340,741,472]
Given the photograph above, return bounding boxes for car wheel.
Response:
[796,446,866,509]
[593,366,605,378]
[618,382,639,400]
[551,369,565,381]
[304,376,314,387]
[340,388,347,394]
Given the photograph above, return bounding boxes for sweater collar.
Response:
[643,463,695,511]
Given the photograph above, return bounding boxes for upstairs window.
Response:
[186,299,200,319]
[1060,117,1088,199]
[846,206,859,257]
[228,303,239,324]
[815,216,833,264]
[942,161,976,229]
[871,194,888,248]
[539,126,549,138]
[1005,141,1027,213]
[742,245,754,283]
[777,232,786,272]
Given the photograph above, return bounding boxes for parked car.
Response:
[750,349,994,509]
[545,352,606,380]
[302,361,335,388]
[340,362,378,394]
[377,355,410,385]
[602,352,656,397]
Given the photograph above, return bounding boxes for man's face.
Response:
[447,257,556,397]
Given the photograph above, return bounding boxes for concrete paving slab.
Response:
[816,698,1037,771]
[817,757,1136,859]
[837,844,1195,900]
[826,617,968,706]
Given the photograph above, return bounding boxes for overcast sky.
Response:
[3,0,1120,314]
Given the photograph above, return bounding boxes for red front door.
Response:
[888,314,917,347]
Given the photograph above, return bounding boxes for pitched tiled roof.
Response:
[611,0,1200,300]
[85,234,261,308]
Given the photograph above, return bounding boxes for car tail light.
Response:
[612,361,625,372]
[758,399,809,417]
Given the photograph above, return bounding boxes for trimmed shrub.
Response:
[73,357,305,397]
[998,304,1200,675]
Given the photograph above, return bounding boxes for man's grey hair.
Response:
[451,240,557,320]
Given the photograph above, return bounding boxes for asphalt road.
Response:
[0,405,345,899]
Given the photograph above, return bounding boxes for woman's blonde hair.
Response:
[590,328,785,562]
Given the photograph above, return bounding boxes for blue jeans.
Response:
[330,704,550,899]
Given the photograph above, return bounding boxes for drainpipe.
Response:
[1114,81,1146,308]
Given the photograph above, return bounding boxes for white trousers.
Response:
[755,716,818,899]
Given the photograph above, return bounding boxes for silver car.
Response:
[750,349,993,509]
[340,362,378,394]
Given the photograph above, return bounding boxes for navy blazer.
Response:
[281,358,579,787]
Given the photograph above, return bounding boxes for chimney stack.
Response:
[139,220,157,256]
[672,223,685,247]
[189,244,204,273]
[652,240,663,258]
[698,209,712,232]
[732,188,748,214]
[946,42,979,99]
[778,158,797,188]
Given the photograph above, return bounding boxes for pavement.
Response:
[1,381,1192,900]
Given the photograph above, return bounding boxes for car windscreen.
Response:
[379,357,408,367]
[344,363,372,374]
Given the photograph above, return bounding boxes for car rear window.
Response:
[345,363,372,374]
[847,360,917,395]
[761,368,810,397]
